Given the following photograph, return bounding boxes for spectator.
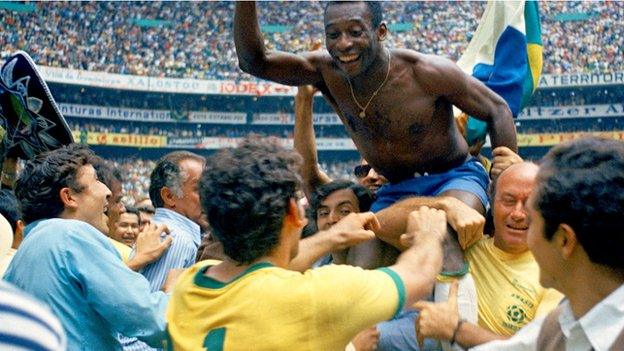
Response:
[167,136,448,350]
[474,137,624,350]
[3,144,170,350]
[111,206,141,248]
[414,163,563,349]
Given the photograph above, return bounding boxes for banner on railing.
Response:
[61,103,173,122]
[518,131,624,146]
[251,113,342,125]
[40,65,624,95]
[519,103,624,119]
[188,111,247,124]
[72,131,167,147]
[539,71,624,88]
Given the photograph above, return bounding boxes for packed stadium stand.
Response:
[1,0,622,203]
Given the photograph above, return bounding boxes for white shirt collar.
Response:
[559,283,624,350]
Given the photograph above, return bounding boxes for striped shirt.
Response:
[0,280,67,350]
[123,208,200,351]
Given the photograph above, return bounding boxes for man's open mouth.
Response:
[338,54,360,64]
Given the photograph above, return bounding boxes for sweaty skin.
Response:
[234,2,516,271]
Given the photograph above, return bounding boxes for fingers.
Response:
[492,146,512,157]
[161,235,173,249]
[415,313,424,350]
[448,280,459,306]
[358,212,380,231]
[412,301,432,311]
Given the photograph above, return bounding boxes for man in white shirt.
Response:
[473,136,624,351]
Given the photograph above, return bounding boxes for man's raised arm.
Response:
[294,85,332,199]
[421,56,517,152]
[234,2,323,86]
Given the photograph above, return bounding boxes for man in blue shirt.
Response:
[140,151,205,292]
[123,151,205,351]
[4,144,170,350]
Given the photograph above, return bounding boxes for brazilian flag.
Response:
[456,0,543,144]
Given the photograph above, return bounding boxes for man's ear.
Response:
[555,223,578,259]
[160,187,176,208]
[59,187,79,210]
[285,198,306,228]
[377,22,388,41]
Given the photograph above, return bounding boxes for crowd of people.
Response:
[1,1,622,81]
[2,136,623,350]
[2,1,624,350]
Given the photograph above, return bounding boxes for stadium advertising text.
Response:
[71,131,167,148]
[41,66,623,95]
[539,71,624,88]
[252,113,342,125]
[519,103,624,119]
[188,111,246,124]
[60,103,173,122]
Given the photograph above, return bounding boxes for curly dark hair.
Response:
[535,137,624,270]
[324,1,383,28]
[200,137,302,264]
[14,144,98,224]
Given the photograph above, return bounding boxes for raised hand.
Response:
[127,223,172,271]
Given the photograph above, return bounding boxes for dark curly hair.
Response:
[14,144,98,224]
[535,137,624,270]
[200,137,302,264]
[324,1,383,28]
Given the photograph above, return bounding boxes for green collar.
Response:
[194,262,275,289]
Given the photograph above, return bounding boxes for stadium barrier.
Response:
[41,66,624,96]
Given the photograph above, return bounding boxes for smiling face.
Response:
[316,188,361,231]
[324,2,386,77]
[71,165,112,234]
[112,212,140,247]
[492,163,539,254]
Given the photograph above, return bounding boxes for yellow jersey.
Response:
[166,261,405,351]
[108,237,131,263]
[466,237,563,335]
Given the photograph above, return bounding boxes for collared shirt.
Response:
[0,280,67,350]
[123,208,200,351]
[139,208,201,293]
[473,283,624,351]
[4,218,169,351]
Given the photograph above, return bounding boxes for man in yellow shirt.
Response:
[166,137,449,351]
[414,162,563,349]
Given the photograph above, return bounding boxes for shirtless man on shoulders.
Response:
[234,1,516,273]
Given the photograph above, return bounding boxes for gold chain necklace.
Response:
[346,50,392,118]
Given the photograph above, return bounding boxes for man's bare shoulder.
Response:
[394,50,465,94]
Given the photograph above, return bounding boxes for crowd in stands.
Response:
[1,1,623,81]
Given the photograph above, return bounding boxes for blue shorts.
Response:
[370,157,490,213]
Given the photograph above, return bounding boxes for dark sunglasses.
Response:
[354,164,372,178]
